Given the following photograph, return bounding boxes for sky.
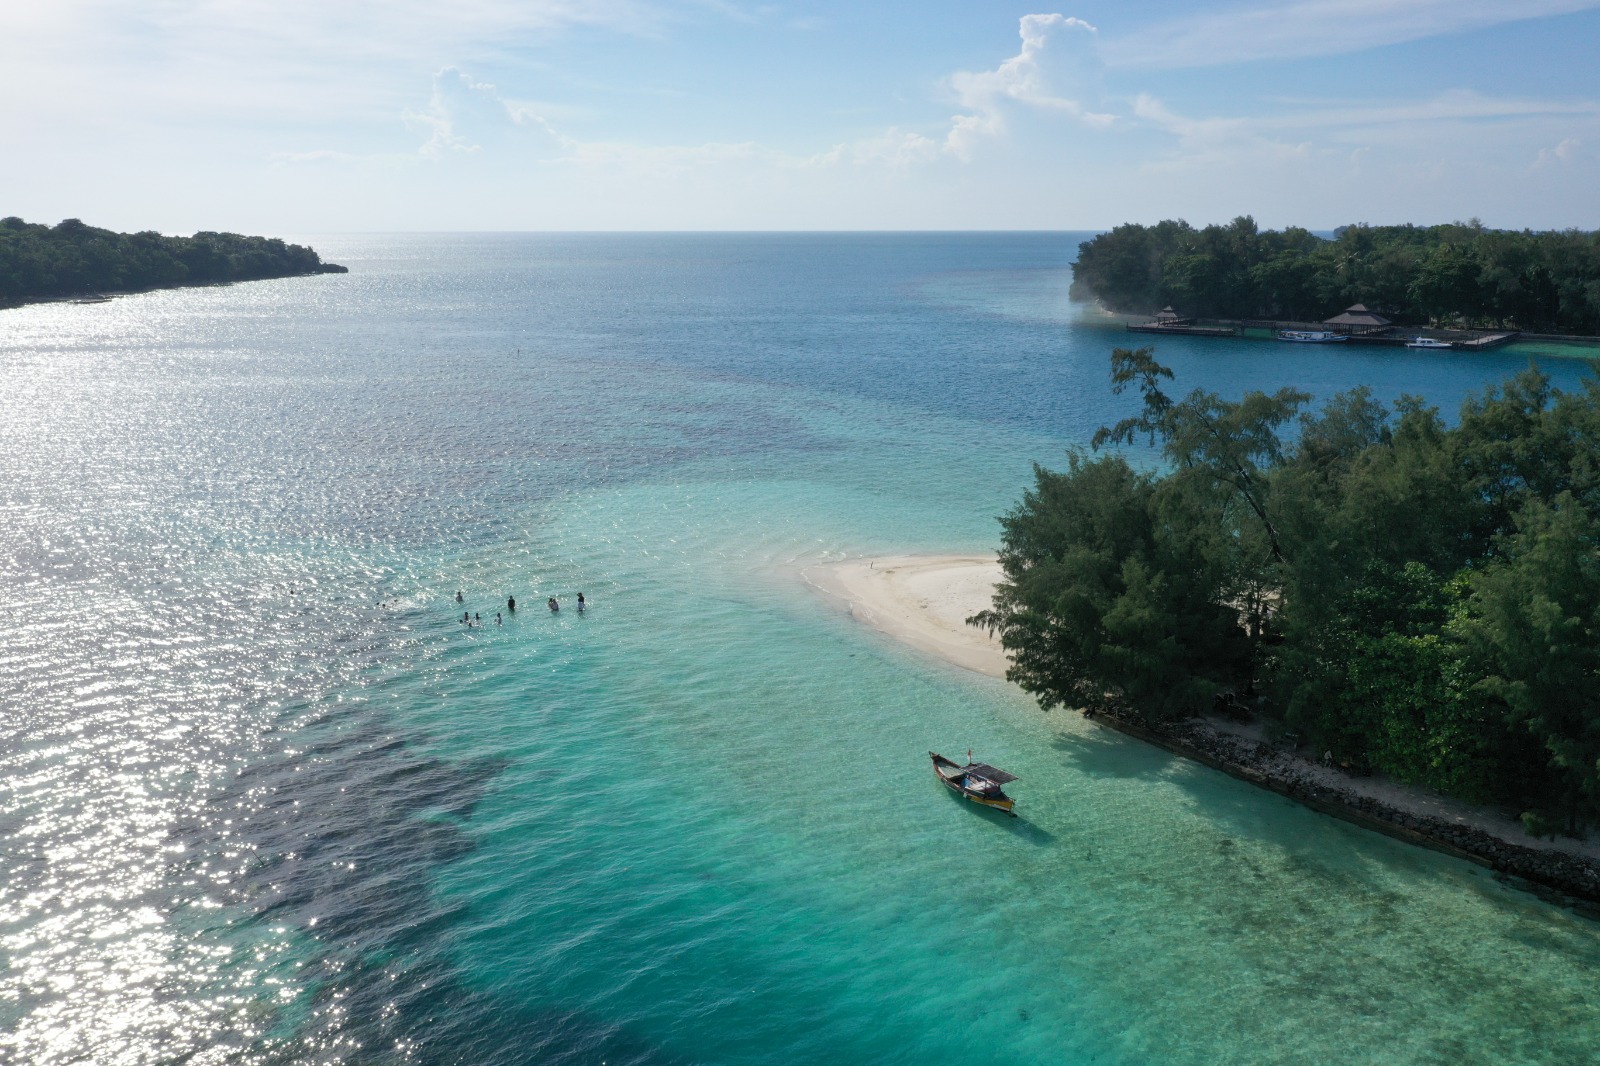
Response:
[2,1,1598,233]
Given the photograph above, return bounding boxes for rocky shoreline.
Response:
[1088,708,1600,910]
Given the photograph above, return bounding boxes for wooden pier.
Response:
[1452,331,1519,350]
[1126,315,1522,352]
[1127,323,1238,338]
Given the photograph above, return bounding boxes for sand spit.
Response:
[802,554,1008,679]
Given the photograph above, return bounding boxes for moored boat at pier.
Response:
[1278,329,1346,343]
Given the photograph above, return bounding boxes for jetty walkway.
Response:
[1127,315,1520,351]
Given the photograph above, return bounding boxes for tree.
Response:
[1093,346,1308,565]
[985,349,1600,832]
[976,349,1293,721]
[0,216,344,303]
[1069,219,1600,335]
[1461,497,1600,830]
[973,451,1160,715]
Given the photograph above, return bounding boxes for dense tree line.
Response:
[976,349,1600,835]
[1070,217,1600,335]
[0,216,346,304]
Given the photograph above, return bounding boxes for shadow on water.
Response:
[1006,815,1057,847]
[1082,714,1600,932]
[1046,722,1179,781]
[937,785,1056,844]
[174,701,687,1065]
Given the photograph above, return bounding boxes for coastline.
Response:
[804,552,1600,908]
[0,268,349,311]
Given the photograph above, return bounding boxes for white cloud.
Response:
[1253,90,1600,132]
[387,67,840,174]
[2,0,658,63]
[0,0,667,130]
[1103,0,1600,69]
[386,16,1126,178]
[1133,94,1315,172]
[1122,87,1600,229]
[1534,137,1583,168]
[1134,88,1600,163]
[405,69,498,157]
[561,139,842,172]
[941,14,1114,159]
[849,129,943,168]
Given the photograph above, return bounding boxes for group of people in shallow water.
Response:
[454,588,585,627]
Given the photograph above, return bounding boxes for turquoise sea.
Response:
[4,233,1599,1065]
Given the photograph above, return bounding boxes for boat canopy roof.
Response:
[964,763,1018,785]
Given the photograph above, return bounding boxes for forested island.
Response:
[1071,218,1600,335]
[977,350,1600,839]
[0,216,347,306]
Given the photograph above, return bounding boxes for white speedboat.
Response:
[1278,330,1346,343]
[1405,336,1453,349]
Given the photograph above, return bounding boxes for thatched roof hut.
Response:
[1323,303,1391,329]
[1152,305,1192,325]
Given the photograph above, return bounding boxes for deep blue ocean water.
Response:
[3,233,1599,1065]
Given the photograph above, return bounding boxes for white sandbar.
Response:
[802,554,1009,678]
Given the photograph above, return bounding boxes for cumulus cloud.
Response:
[406,69,492,157]
[399,68,579,159]
[1534,136,1583,168]
[941,14,1114,159]
[393,17,1124,175]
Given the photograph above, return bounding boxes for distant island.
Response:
[1071,217,1600,336]
[0,216,347,307]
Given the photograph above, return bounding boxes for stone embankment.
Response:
[1088,708,1600,909]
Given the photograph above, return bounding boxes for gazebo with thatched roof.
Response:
[1323,303,1391,332]
[1152,305,1193,326]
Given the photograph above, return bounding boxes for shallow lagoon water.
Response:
[2,233,1598,1064]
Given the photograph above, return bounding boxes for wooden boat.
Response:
[930,752,1018,816]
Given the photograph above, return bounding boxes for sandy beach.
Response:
[804,552,1600,880]
[802,554,1008,679]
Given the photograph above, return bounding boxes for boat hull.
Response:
[1277,330,1346,343]
[930,753,1016,815]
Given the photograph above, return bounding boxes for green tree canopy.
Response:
[982,347,1600,833]
[0,217,346,304]
[1071,218,1600,333]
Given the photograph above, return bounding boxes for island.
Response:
[807,551,1600,906]
[0,216,347,307]
[810,348,1600,905]
[1071,217,1600,337]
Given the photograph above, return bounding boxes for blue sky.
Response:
[3,1,1597,232]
